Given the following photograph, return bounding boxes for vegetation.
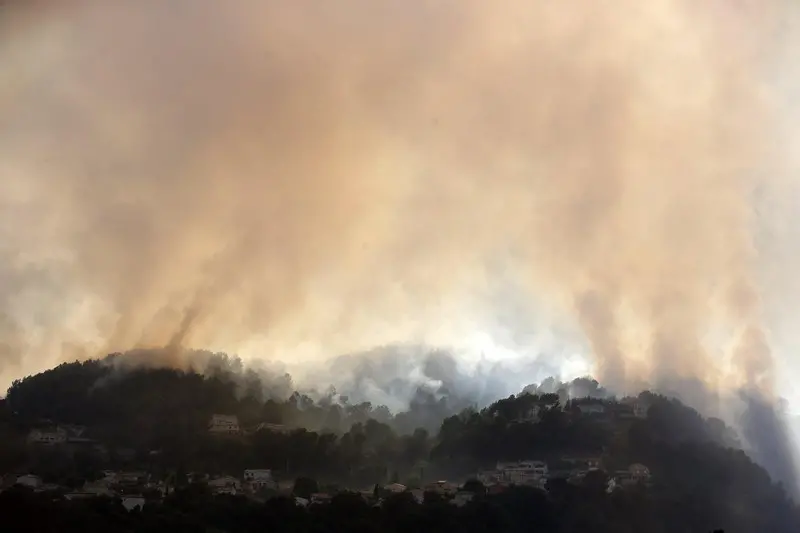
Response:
[0,354,798,532]
[0,482,765,533]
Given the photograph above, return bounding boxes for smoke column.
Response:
[1,0,799,468]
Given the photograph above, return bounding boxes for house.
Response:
[620,397,650,419]
[294,496,310,507]
[251,422,291,434]
[243,469,275,490]
[310,493,332,505]
[577,403,606,416]
[495,461,548,487]
[65,492,98,501]
[451,491,474,507]
[615,463,651,486]
[122,496,145,512]
[208,476,241,495]
[628,463,651,481]
[424,480,459,496]
[478,461,548,487]
[15,474,43,489]
[27,427,67,445]
[209,414,240,434]
[486,483,508,495]
[383,483,406,494]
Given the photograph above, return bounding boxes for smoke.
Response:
[2,0,800,487]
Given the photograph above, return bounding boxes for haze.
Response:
[2,0,800,426]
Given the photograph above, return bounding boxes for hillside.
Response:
[0,355,798,532]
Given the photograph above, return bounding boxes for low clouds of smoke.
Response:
[2,0,800,490]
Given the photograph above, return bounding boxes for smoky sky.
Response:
[2,0,800,473]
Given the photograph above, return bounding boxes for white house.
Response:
[451,491,474,507]
[209,414,240,434]
[122,496,145,512]
[243,469,274,490]
[27,428,67,445]
[496,460,548,486]
[16,474,43,489]
[294,496,310,507]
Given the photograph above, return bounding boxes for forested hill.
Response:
[1,355,799,532]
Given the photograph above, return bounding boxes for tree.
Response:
[462,478,486,495]
[292,476,318,500]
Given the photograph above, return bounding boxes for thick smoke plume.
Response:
[2,0,800,487]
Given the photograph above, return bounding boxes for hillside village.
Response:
[3,393,658,512]
[0,358,793,533]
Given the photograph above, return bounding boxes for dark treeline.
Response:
[6,350,476,435]
[0,353,798,532]
[1,482,738,533]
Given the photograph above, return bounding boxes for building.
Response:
[209,414,240,434]
[633,401,649,419]
[27,427,67,445]
[310,493,332,505]
[122,496,145,512]
[496,461,548,486]
[294,496,310,507]
[628,463,651,481]
[208,476,241,495]
[477,461,549,490]
[243,469,275,490]
[383,483,406,494]
[15,475,43,489]
[64,492,98,501]
[619,396,650,419]
[251,422,291,434]
[577,403,606,416]
[486,483,508,495]
[615,463,651,486]
[424,480,459,496]
[451,491,474,507]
